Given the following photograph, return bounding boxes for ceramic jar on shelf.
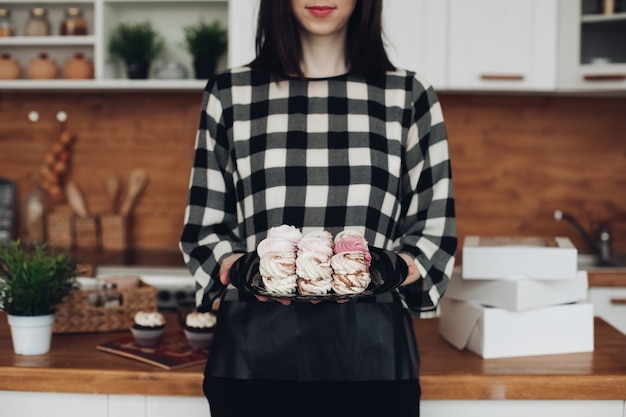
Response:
[25,7,50,36]
[0,53,20,80]
[27,53,58,80]
[60,7,88,36]
[0,8,15,37]
[63,53,94,79]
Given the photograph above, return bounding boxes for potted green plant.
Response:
[108,21,165,79]
[0,241,79,355]
[183,20,227,79]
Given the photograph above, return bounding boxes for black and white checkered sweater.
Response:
[180,66,457,316]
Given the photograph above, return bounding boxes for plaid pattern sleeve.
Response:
[395,73,457,317]
[180,67,456,314]
[179,75,248,302]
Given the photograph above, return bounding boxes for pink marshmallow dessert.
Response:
[333,230,372,268]
[331,230,372,294]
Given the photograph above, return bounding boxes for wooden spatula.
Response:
[65,182,89,218]
[119,169,149,218]
[104,175,121,214]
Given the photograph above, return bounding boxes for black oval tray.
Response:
[229,247,408,302]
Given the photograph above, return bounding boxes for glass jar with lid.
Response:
[25,7,50,36]
[60,7,88,36]
[0,8,15,37]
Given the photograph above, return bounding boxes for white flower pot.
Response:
[7,313,55,355]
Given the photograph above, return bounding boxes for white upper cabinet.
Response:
[558,0,626,91]
[447,0,559,92]
[383,0,447,89]
[2,0,624,93]
[226,0,257,68]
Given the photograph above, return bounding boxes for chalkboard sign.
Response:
[0,178,17,244]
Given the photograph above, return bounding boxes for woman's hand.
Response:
[256,294,293,305]
[219,253,245,286]
[219,253,293,305]
[397,252,421,286]
[257,295,346,306]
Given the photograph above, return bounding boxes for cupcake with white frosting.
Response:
[183,311,217,350]
[130,310,165,347]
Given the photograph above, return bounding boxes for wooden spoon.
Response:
[104,175,121,214]
[65,182,89,218]
[119,169,149,218]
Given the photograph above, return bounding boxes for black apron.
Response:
[205,289,419,381]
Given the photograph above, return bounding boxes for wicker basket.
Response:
[53,281,157,334]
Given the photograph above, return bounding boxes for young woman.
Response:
[180,1,457,416]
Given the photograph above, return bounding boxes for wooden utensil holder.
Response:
[100,215,128,251]
[74,216,99,250]
[46,210,74,249]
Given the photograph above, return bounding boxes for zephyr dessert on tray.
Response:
[230,225,408,301]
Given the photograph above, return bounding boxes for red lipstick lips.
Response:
[307,6,335,18]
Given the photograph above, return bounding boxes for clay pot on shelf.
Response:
[26,53,58,80]
[0,53,20,79]
[63,53,93,80]
[193,57,218,80]
[125,60,150,80]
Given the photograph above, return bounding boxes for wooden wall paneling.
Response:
[440,94,626,256]
[0,91,203,250]
[1,91,625,258]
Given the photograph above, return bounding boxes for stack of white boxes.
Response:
[439,236,594,359]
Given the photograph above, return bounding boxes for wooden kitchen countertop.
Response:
[1,312,625,400]
[74,249,626,287]
[77,247,624,302]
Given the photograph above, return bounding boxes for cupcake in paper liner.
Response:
[130,310,165,347]
[183,311,217,350]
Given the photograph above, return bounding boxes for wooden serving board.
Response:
[97,331,208,370]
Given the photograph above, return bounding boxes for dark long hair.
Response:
[249,0,395,79]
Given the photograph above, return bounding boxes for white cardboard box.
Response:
[446,267,588,311]
[462,236,577,280]
[438,298,594,359]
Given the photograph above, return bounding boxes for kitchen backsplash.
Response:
[0,91,625,255]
